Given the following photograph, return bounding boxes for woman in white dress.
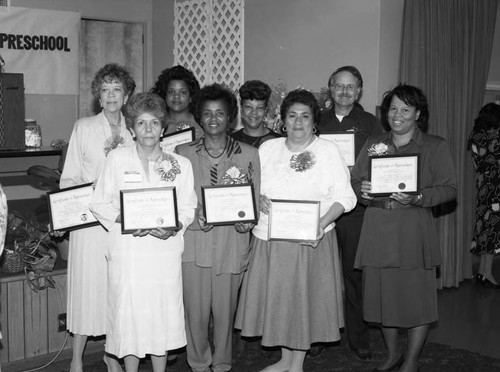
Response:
[90,92,197,372]
[59,64,136,372]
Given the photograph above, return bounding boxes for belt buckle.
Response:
[383,200,393,209]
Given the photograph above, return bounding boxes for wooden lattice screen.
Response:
[174,0,244,90]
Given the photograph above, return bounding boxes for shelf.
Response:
[0,147,62,158]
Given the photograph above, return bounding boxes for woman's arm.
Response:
[60,121,85,188]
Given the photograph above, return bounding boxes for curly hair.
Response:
[151,65,200,113]
[280,89,321,124]
[239,80,272,105]
[194,83,239,125]
[123,92,167,130]
[474,103,500,131]
[91,63,136,99]
[327,65,364,88]
[380,84,429,132]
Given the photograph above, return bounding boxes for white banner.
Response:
[0,7,80,94]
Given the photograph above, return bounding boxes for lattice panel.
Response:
[174,0,244,89]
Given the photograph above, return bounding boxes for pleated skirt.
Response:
[66,225,108,336]
[235,230,344,350]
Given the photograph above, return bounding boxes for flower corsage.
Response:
[103,135,125,156]
[367,142,389,157]
[222,165,248,185]
[154,153,181,182]
[290,151,315,172]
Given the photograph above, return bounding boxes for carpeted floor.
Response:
[72,329,500,372]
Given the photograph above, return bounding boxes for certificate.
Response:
[369,154,419,196]
[120,187,179,234]
[269,199,320,242]
[201,184,257,226]
[160,127,195,152]
[47,183,99,232]
[320,132,355,166]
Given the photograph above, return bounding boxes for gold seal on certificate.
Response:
[201,184,257,226]
[269,199,320,242]
[369,154,420,196]
[160,127,195,152]
[319,132,355,166]
[120,187,179,234]
[47,183,99,232]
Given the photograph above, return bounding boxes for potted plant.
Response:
[2,210,58,291]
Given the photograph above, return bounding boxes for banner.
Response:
[0,7,80,94]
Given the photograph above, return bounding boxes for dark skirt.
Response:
[235,230,344,350]
[362,266,438,327]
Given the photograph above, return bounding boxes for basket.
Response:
[0,249,25,273]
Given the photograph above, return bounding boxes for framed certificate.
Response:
[269,199,320,242]
[47,183,99,232]
[160,127,195,152]
[320,132,355,166]
[201,183,257,226]
[120,187,179,234]
[369,154,420,196]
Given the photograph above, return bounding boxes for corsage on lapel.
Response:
[104,135,125,156]
[367,142,389,157]
[222,165,248,185]
[154,153,181,182]
[290,151,315,172]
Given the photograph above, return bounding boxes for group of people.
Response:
[57,62,460,372]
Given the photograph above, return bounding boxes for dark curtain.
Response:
[399,0,499,287]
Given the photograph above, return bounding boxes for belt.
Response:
[369,199,416,210]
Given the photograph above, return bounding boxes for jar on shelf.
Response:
[25,119,42,148]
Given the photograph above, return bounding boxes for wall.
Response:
[244,0,400,115]
[152,0,175,83]
[486,5,500,88]
[9,0,154,146]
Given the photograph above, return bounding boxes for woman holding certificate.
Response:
[60,63,136,372]
[351,84,457,372]
[176,83,260,372]
[90,92,197,372]
[235,89,356,372]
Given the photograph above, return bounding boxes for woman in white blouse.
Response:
[90,92,197,372]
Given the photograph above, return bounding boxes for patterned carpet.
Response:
[73,329,500,372]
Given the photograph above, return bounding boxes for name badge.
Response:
[123,171,142,184]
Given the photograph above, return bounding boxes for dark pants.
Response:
[336,204,370,351]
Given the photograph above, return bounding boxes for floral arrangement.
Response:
[367,142,390,157]
[290,151,315,172]
[154,153,181,182]
[266,79,287,133]
[222,165,248,185]
[103,135,125,156]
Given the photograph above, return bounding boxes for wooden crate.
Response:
[0,269,71,363]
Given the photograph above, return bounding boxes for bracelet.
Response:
[415,193,423,204]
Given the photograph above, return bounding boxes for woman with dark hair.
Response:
[90,92,197,372]
[151,65,203,139]
[351,84,457,372]
[176,83,260,372]
[469,102,500,288]
[60,63,136,372]
[235,89,356,372]
[231,80,282,147]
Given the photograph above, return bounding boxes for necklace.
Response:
[203,138,228,159]
[242,131,263,147]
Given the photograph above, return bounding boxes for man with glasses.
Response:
[312,66,382,361]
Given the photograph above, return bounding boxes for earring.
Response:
[282,125,287,133]
[313,126,317,134]
[99,100,103,108]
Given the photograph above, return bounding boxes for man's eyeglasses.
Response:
[331,84,357,93]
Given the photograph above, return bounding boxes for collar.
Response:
[195,135,242,157]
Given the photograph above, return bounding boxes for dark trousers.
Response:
[336,204,370,351]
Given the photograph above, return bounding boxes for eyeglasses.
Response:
[331,84,357,93]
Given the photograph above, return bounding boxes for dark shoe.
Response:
[306,345,324,358]
[481,277,500,289]
[372,356,404,372]
[353,348,372,361]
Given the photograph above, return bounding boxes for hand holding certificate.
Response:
[269,199,320,242]
[369,154,419,196]
[201,184,257,226]
[47,183,99,232]
[120,187,179,234]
